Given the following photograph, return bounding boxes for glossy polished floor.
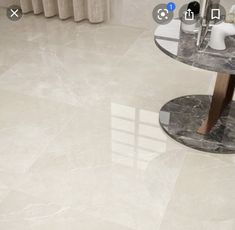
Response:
[0,8,235,230]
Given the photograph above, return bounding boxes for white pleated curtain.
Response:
[20,0,107,23]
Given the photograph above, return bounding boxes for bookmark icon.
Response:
[211,8,221,20]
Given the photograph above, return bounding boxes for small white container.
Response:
[181,21,200,34]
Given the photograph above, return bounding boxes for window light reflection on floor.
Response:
[111,103,167,170]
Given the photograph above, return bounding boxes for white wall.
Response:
[0,0,20,8]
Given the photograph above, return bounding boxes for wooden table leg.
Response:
[197,73,235,135]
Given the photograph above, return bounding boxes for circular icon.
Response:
[207,4,226,25]
[153,4,174,25]
[179,4,199,25]
[167,2,176,12]
[7,5,23,21]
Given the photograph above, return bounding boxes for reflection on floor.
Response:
[111,103,166,170]
[0,7,235,230]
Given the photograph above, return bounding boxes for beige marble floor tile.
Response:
[0,101,186,229]
[108,58,215,112]
[2,149,185,230]
[0,48,120,107]
[159,153,235,230]
[0,6,234,230]
[0,90,76,174]
[66,24,144,56]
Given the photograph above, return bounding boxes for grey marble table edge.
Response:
[154,22,235,75]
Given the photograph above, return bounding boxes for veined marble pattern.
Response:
[0,7,235,230]
[159,95,235,153]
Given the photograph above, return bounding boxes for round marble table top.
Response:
[154,20,235,75]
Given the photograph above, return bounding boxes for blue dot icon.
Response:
[167,2,176,12]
